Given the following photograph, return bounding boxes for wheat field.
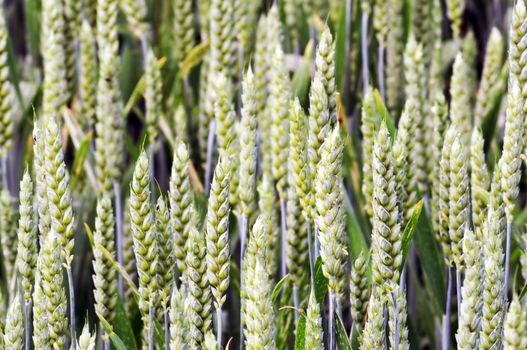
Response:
[0,0,525,349]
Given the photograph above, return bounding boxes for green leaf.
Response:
[520,283,527,301]
[180,41,209,77]
[153,319,166,350]
[314,257,329,304]
[344,187,369,260]
[84,223,95,248]
[272,274,290,303]
[71,132,93,191]
[373,90,396,141]
[412,208,446,311]
[293,314,307,350]
[335,313,352,350]
[334,2,348,95]
[401,200,424,268]
[482,64,507,151]
[124,56,167,115]
[97,313,128,350]
[291,42,313,107]
[113,296,138,350]
[350,323,360,350]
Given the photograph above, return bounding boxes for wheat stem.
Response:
[361,12,369,94]
[329,290,336,350]
[504,221,512,298]
[393,291,400,349]
[67,265,77,350]
[456,268,462,323]
[443,266,453,350]
[148,305,154,350]
[24,301,30,350]
[293,283,299,326]
[205,119,216,196]
[216,306,222,347]
[307,220,314,282]
[113,181,125,300]
[164,310,170,350]
[378,45,385,102]
[280,197,287,279]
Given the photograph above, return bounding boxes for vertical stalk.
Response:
[455,268,462,321]
[66,265,77,350]
[204,119,217,196]
[504,221,512,298]
[148,305,154,350]
[361,12,370,95]
[113,181,125,300]
[217,306,223,347]
[149,143,155,201]
[239,214,248,350]
[442,266,453,350]
[383,303,390,348]
[293,283,299,325]
[314,227,320,260]
[307,219,314,282]
[279,197,287,279]
[377,45,385,102]
[25,300,31,350]
[393,291,400,350]
[182,76,193,143]
[103,339,110,350]
[164,309,170,350]
[1,154,7,189]
[329,290,336,350]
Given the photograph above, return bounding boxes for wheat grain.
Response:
[205,156,231,310]
[130,151,159,343]
[145,46,162,145]
[315,127,348,298]
[286,98,309,285]
[169,284,187,349]
[470,128,490,240]
[33,232,68,349]
[41,0,68,116]
[239,68,258,220]
[77,19,97,129]
[305,287,324,349]
[93,196,118,335]
[156,195,175,317]
[350,252,369,335]
[475,28,504,127]
[0,189,16,282]
[185,226,213,349]
[169,141,193,278]
[243,219,275,350]
[77,322,96,350]
[17,170,37,303]
[173,0,195,63]
[3,294,22,349]
[403,36,427,193]
[456,228,483,349]
[371,122,402,288]
[120,0,148,38]
[448,136,469,270]
[0,5,13,155]
[360,288,386,349]
[503,296,527,350]
[446,0,464,39]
